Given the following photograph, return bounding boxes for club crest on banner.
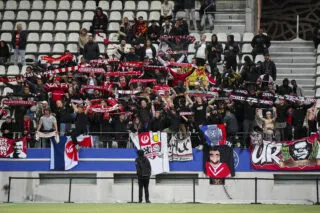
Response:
[65,141,79,161]
[138,132,162,159]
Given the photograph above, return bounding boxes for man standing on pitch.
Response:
[135,150,151,203]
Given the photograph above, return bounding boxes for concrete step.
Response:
[270,52,315,57]
[277,73,315,78]
[276,79,315,86]
[277,68,315,75]
[215,19,245,24]
[216,2,246,9]
[272,57,315,64]
[272,40,314,47]
[215,14,246,20]
[303,90,315,97]
[269,47,315,53]
[212,25,245,34]
[276,63,315,68]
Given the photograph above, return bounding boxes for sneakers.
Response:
[146,200,151,203]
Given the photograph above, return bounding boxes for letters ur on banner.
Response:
[250,133,320,170]
[0,137,27,158]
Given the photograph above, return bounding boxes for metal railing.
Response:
[5,176,320,204]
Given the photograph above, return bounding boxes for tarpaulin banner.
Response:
[168,134,193,161]
[0,137,27,158]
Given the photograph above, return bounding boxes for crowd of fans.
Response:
[0,1,319,150]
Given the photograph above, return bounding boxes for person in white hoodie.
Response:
[194,34,207,66]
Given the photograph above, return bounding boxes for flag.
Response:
[0,137,27,158]
[168,133,193,161]
[200,124,227,146]
[130,132,170,175]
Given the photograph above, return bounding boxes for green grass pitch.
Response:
[0,203,320,213]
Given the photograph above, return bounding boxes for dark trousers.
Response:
[196,58,206,66]
[252,47,269,61]
[138,176,150,202]
[159,15,173,27]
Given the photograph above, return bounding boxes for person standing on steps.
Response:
[135,150,151,203]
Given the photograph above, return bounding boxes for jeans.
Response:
[138,176,150,202]
[59,123,72,136]
[14,49,26,65]
[184,9,197,30]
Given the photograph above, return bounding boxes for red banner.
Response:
[250,134,320,170]
[105,71,142,77]
[44,83,69,92]
[129,79,156,85]
[78,68,106,74]
[0,137,27,158]
[41,52,73,63]
[3,100,37,106]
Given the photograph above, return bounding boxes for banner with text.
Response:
[0,137,27,158]
[168,133,193,161]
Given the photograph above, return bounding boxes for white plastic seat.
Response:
[41,33,53,42]
[123,11,135,20]
[95,33,106,43]
[68,22,80,31]
[0,1,4,10]
[43,11,55,21]
[69,11,82,21]
[32,1,43,10]
[45,1,57,10]
[19,1,31,10]
[55,22,67,31]
[150,1,161,10]
[68,33,79,42]
[66,44,78,53]
[30,11,42,21]
[21,65,29,75]
[254,54,265,63]
[26,43,38,53]
[217,33,227,43]
[39,43,51,53]
[111,1,122,10]
[0,66,6,75]
[85,1,96,10]
[188,44,195,53]
[137,1,149,10]
[241,43,253,53]
[190,33,200,41]
[243,32,254,43]
[108,22,120,31]
[1,33,12,42]
[124,1,136,10]
[82,22,92,31]
[58,1,70,10]
[203,33,212,41]
[41,22,54,31]
[52,44,65,53]
[231,33,241,42]
[98,1,109,10]
[6,1,18,10]
[0,12,2,20]
[28,22,40,31]
[56,11,69,21]
[55,33,67,42]
[109,33,119,43]
[83,11,95,21]
[25,55,36,63]
[1,22,14,31]
[7,65,20,75]
[3,11,15,21]
[16,11,29,21]
[71,1,83,10]
[109,11,122,21]
[187,54,195,63]
[27,33,40,42]
[149,11,160,21]
[98,43,105,53]
[16,22,27,30]
[136,11,148,20]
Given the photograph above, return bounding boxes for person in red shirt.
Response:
[205,147,231,184]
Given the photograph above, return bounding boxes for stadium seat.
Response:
[150,1,162,10]
[243,32,254,43]
[39,43,51,53]
[31,1,44,10]
[149,11,160,21]
[71,1,83,10]
[217,33,227,43]
[123,11,135,20]
[66,44,78,53]
[19,0,31,10]
[124,1,136,10]
[69,11,82,21]
[109,11,122,21]
[20,65,29,75]
[241,43,253,54]
[188,44,196,53]
[45,1,57,10]
[26,43,38,53]
[0,33,12,42]
[24,55,36,64]
[27,33,40,43]
[3,11,15,21]
[316,77,320,87]
[2,87,14,96]
[108,33,119,43]
[41,33,53,42]
[56,11,69,21]
[0,65,6,75]
[136,11,148,20]
[55,22,67,31]
[317,55,320,64]
[53,43,65,53]
[83,11,95,21]
[0,1,3,10]
[1,22,14,31]
[231,33,241,42]
[187,54,195,63]
[41,22,54,31]
[7,65,20,75]
[255,54,265,63]
[0,12,2,20]
[68,33,79,42]
[176,11,186,18]
[54,33,67,43]
[82,22,92,31]
[6,1,18,10]
[29,11,42,21]
[43,11,55,21]
[190,33,200,41]
[98,1,110,10]
[68,22,81,32]
[95,33,107,43]
[204,33,212,41]
[58,1,70,10]
[16,11,29,21]
[98,43,106,53]
[111,1,123,10]
[28,22,40,31]
[16,22,27,30]
[85,1,97,10]
[108,22,120,32]
[316,88,320,98]
[137,1,149,10]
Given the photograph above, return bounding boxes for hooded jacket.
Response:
[207,34,223,64]
[135,150,152,177]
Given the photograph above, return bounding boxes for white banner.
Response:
[168,134,193,161]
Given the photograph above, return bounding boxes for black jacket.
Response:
[135,156,152,177]
[1,121,14,138]
[262,60,277,81]
[84,42,100,61]
[0,41,10,59]
[207,39,223,65]
[92,13,109,30]
[251,33,271,49]
[11,30,27,50]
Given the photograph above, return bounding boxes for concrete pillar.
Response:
[245,0,257,33]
